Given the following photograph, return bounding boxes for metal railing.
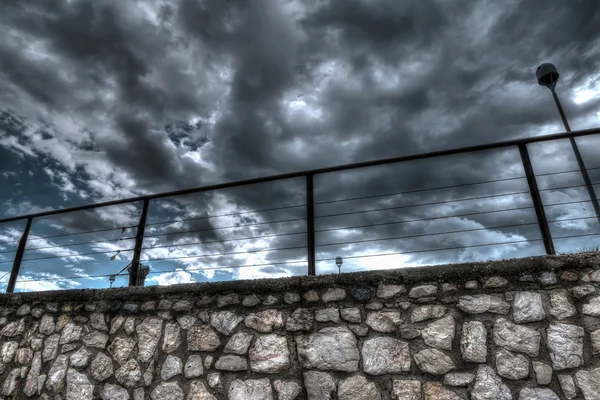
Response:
[1,127,599,292]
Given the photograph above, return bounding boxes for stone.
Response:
[539,271,557,286]
[184,355,203,378]
[350,286,371,302]
[211,311,243,335]
[365,311,401,332]
[591,329,600,354]
[82,331,109,349]
[411,305,447,322]
[161,355,183,380]
[242,294,261,307]
[124,317,136,335]
[547,323,584,370]
[223,331,253,355]
[89,313,108,331]
[250,334,290,373]
[217,293,239,307]
[136,317,163,362]
[158,300,173,310]
[338,375,380,400]
[401,328,421,339]
[24,351,42,396]
[91,352,114,382]
[16,304,30,316]
[581,269,600,282]
[583,296,600,316]
[557,374,577,399]
[177,315,197,329]
[340,308,361,323]
[60,322,83,344]
[46,354,69,393]
[115,359,142,388]
[263,295,278,305]
[513,291,545,323]
[304,371,336,400]
[207,373,221,388]
[296,326,359,372]
[349,324,369,336]
[496,348,529,380]
[444,373,475,386]
[16,347,33,364]
[172,300,193,312]
[423,382,463,400]
[284,292,301,304]
[70,347,91,368]
[362,337,411,375]
[134,388,144,400]
[443,283,458,292]
[409,285,437,298]
[197,311,209,323]
[110,316,125,334]
[575,367,600,400]
[571,284,595,298]
[518,388,560,400]
[286,308,313,332]
[1,341,17,363]
[101,383,129,400]
[188,325,221,351]
[66,368,93,400]
[228,379,273,400]
[1,368,21,396]
[151,382,184,400]
[493,318,541,356]
[108,337,136,365]
[44,334,60,361]
[414,349,455,375]
[471,365,512,400]
[322,288,346,302]
[465,280,478,289]
[533,361,553,385]
[141,301,155,311]
[197,296,213,306]
[162,322,182,353]
[549,290,577,320]
[561,271,579,281]
[303,290,320,302]
[40,315,56,335]
[274,380,302,400]
[245,309,284,333]
[187,381,216,400]
[204,355,214,369]
[377,284,406,298]
[62,342,80,353]
[365,302,383,310]
[461,321,487,363]
[483,276,509,288]
[457,295,510,315]
[392,380,421,400]
[143,361,155,386]
[315,308,340,323]
[215,355,247,371]
[421,315,455,350]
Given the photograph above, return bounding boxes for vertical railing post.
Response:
[7,217,33,293]
[518,144,556,255]
[129,199,149,287]
[306,174,316,275]
[568,137,600,226]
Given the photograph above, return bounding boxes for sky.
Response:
[1,0,600,292]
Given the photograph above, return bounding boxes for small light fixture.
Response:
[109,274,116,288]
[335,256,343,274]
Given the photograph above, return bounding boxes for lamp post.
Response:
[335,256,343,274]
[536,63,600,226]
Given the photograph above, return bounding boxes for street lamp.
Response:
[109,274,116,288]
[536,63,600,226]
[335,256,343,274]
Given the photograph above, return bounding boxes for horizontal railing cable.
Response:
[0,248,135,264]
[0,225,138,246]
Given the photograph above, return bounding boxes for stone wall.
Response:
[1,254,600,400]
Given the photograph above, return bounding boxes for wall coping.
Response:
[1,253,598,304]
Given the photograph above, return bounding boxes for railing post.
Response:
[7,217,33,293]
[306,174,316,275]
[518,144,556,255]
[129,199,149,287]
[568,137,600,226]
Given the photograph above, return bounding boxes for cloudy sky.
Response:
[1,0,600,292]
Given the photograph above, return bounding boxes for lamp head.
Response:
[335,256,343,267]
[536,63,560,89]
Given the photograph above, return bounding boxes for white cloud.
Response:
[147,268,195,286]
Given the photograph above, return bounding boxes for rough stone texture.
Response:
[513,291,545,323]
[215,355,247,371]
[249,334,290,373]
[421,315,455,350]
[495,348,529,380]
[223,331,254,355]
[184,355,203,378]
[338,375,380,400]
[362,337,411,375]
[210,311,243,335]
[136,318,163,362]
[583,295,600,316]
[340,308,361,323]
[493,318,541,357]
[273,380,302,400]
[228,378,273,400]
[547,323,584,370]
[91,352,114,382]
[188,325,221,351]
[457,295,510,315]
[285,308,313,332]
[472,365,512,400]
[423,382,462,400]
[245,309,284,333]
[66,368,93,400]
[392,380,421,400]
[151,382,184,400]
[304,371,336,400]
[322,288,346,302]
[115,359,142,387]
[365,311,401,332]
[444,373,474,386]
[162,321,182,353]
[575,367,600,400]
[518,388,560,400]
[46,354,69,393]
[557,374,577,399]
[296,327,359,372]
[533,361,553,385]
[188,381,216,400]
[161,355,183,380]
[571,284,596,298]
[414,349,455,375]
[101,383,129,400]
[548,289,577,320]
[409,285,438,298]
[461,321,487,363]
[376,284,406,298]
[108,336,136,365]
[315,308,340,323]
[411,305,447,322]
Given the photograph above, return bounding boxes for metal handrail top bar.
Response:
[1,127,599,224]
